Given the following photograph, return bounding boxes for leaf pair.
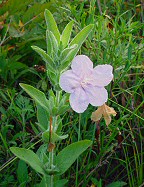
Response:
[10,140,92,176]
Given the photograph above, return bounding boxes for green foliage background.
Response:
[0,0,143,186]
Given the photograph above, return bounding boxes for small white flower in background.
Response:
[59,55,113,113]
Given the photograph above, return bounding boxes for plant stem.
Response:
[76,114,81,187]
[49,150,54,187]
[44,175,49,187]
[56,90,60,104]
[0,132,8,150]
[78,114,81,142]
[97,0,102,15]
[49,116,54,187]
[22,112,26,147]
[48,91,60,187]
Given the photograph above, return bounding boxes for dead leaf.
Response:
[0,21,4,30]
[8,45,15,51]
[0,11,9,22]
[91,104,117,126]
[19,20,24,32]
[90,184,95,187]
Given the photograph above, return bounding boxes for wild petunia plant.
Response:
[10,9,94,187]
[10,9,115,186]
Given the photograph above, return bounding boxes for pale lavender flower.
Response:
[59,55,113,113]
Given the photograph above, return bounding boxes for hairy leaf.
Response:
[61,21,74,48]
[44,9,60,43]
[10,147,45,175]
[70,24,94,51]
[107,181,127,187]
[56,140,92,174]
[31,46,54,71]
[20,83,49,111]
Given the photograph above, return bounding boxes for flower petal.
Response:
[93,65,113,86]
[70,87,89,113]
[85,85,108,106]
[59,70,80,93]
[71,55,93,78]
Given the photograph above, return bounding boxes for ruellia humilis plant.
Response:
[10,9,116,187]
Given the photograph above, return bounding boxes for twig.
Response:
[97,0,102,15]
[0,19,11,46]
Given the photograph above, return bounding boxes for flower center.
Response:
[81,78,90,88]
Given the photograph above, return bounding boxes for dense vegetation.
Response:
[0,0,143,186]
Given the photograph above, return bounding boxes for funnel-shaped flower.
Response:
[59,55,113,113]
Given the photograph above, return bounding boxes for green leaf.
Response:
[106,181,127,187]
[56,140,92,174]
[36,177,68,187]
[47,70,60,90]
[8,62,27,71]
[44,9,60,43]
[61,21,74,48]
[46,30,52,55]
[36,144,48,165]
[37,104,50,131]
[57,105,70,115]
[128,44,132,60]
[49,31,58,54]
[19,83,49,111]
[69,24,94,51]
[60,44,78,71]
[60,44,78,61]
[17,160,29,187]
[59,24,94,71]
[10,147,45,175]
[35,176,48,187]
[91,178,102,187]
[54,179,68,187]
[46,89,56,114]
[57,93,70,115]
[31,46,54,71]
[42,131,68,143]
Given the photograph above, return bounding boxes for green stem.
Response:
[22,112,26,147]
[0,132,8,150]
[49,150,54,187]
[56,90,60,104]
[44,175,49,187]
[78,114,81,142]
[76,114,81,187]
[48,91,60,187]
